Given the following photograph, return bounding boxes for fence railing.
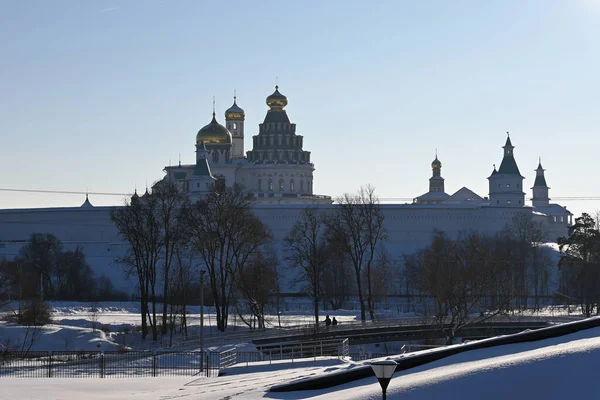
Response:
[0,350,218,378]
[0,339,351,379]
[173,313,568,350]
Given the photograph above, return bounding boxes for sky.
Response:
[1,0,599,217]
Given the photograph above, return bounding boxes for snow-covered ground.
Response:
[3,325,600,399]
[0,301,366,352]
[0,300,589,353]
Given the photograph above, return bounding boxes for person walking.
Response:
[332,317,338,326]
[325,315,331,326]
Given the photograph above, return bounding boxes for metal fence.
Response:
[0,350,218,378]
[0,340,351,379]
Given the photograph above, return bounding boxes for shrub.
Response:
[100,325,110,333]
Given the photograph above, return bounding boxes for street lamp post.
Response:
[200,270,206,372]
[370,360,397,400]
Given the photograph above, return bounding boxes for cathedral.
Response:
[162,86,331,204]
[0,85,574,294]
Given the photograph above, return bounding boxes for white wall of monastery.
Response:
[0,203,569,295]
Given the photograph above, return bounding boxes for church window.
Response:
[553,216,557,222]
[498,184,501,188]
[290,180,295,192]
[213,151,219,163]
[300,180,304,192]
[268,179,273,191]
[197,183,200,188]
[258,179,262,191]
[233,122,237,129]
[506,184,511,188]
[279,178,284,192]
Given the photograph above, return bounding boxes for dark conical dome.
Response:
[225,96,245,120]
[266,85,288,111]
[196,112,232,146]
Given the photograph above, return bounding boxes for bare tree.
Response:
[0,258,13,310]
[236,248,279,329]
[418,231,513,344]
[184,186,272,332]
[369,247,397,304]
[168,244,197,343]
[151,180,189,335]
[321,227,353,310]
[87,302,100,332]
[284,207,327,328]
[327,185,386,321]
[111,193,161,340]
[17,234,62,300]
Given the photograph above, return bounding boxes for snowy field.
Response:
[0,301,365,352]
[3,325,600,399]
[0,300,589,353]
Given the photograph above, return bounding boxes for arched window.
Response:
[279,178,284,192]
[258,179,262,192]
[233,122,237,129]
[268,178,273,191]
[290,179,295,192]
[300,180,304,192]
[212,151,219,163]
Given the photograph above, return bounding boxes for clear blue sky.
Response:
[1,0,599,217]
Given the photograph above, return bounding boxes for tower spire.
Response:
[212,96,216,117]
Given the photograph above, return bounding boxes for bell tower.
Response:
[225,92,245,158]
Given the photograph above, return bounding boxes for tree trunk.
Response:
[161,275,169,335]
[355,268,366,321]
[366,264,375,320]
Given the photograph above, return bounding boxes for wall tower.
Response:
[531,158,550,207]
[488,134,525,207]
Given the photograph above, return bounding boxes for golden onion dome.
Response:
[266,85,288,111]
[225,96,245,120]
[196,112,232,146]
[431,157,442,169]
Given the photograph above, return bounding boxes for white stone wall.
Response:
[0,203,569,295]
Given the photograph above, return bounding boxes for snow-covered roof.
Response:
[443,187,484,204]
[534,204,572,216]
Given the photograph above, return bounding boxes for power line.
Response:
[0,187,599,201]
[0,188,129,196]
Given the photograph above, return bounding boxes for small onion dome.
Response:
[431,157,442,169]
[131,189,139,203]
[225,97,245,120]
[266,85,288,111]
[196,112,232,146]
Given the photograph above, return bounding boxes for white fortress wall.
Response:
[0,204,567,296]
